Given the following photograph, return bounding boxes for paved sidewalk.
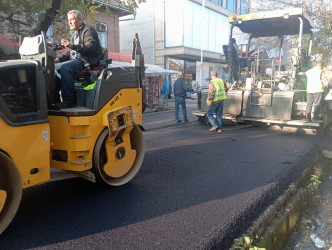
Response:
[144,98,197,113]
[166,98,197,109]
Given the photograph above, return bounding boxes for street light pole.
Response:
[200,0,206,88]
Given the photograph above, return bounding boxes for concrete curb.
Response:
[230,149,326,249]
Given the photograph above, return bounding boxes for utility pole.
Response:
[200,0,206,88]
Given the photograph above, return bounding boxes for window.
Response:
[167,58,184,72]
[210,0,222,6]
[240,0,249,14]
[165,1,184,47]
[184,60,196,82]
[167,58,196,85]
[96,23,108,48]
[165,0,228,53]
[226,0,237,13]
[0,66,38,114]
[184,60,196,74]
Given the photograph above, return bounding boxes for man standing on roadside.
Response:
[206,71,228,133]
[173,72,191,123]
[305,61,329,122]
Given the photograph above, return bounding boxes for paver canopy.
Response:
[229,8,314,38]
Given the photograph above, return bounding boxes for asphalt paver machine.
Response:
[194,8,332,131]
[0,32,146,234]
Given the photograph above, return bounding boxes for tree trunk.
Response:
[33,0,62,36]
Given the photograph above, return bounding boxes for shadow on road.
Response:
[0,121,322,249]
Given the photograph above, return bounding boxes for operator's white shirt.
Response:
[306,67,325,93]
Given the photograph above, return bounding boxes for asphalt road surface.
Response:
[0,108,325,249]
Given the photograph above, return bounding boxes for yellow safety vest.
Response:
[306,67,324,93]
[207,78,227,103]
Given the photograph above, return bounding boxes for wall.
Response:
[95,11,121,53]
[0,7,122,55]
[119,0,155,64]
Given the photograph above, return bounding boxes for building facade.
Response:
[120,0,250,87]
[93,1,134,53]
[0,1,132,58]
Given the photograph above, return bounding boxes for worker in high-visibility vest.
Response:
[206,71,228,133]
[305,61,329,122]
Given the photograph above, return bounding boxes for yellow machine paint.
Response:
[0,119,50,188]
[102,105,137,178]
[48,88,142,172]
[0,33,146,235]
[0,190,7,213]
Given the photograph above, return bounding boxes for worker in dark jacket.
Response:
[173,72,191,123]
[54,10,103,108]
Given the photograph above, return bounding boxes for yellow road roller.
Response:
[0,32,146,234]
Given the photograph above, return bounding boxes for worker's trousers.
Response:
[306,92,322,121]
[54,59,84,103]
[206,101,224,129]
[174,96,187,121]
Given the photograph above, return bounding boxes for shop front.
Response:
[166,56,227,96]
[166,57,196,98]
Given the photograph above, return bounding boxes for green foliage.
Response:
[304,225,311,242]
[307,174,322,195]
[114,0,145,11]
[233,236,266,250]
[300,218,311,243]
[0,0,145,41]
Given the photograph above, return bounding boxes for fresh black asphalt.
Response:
[0,108,327,249]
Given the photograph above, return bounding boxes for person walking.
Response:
[206,71,228,133]
[54,10,103,108]
[173,72,191,123]
[305,61,329,122]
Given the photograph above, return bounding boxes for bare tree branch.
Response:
[251,0,332,64]
[33,0,62,35]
